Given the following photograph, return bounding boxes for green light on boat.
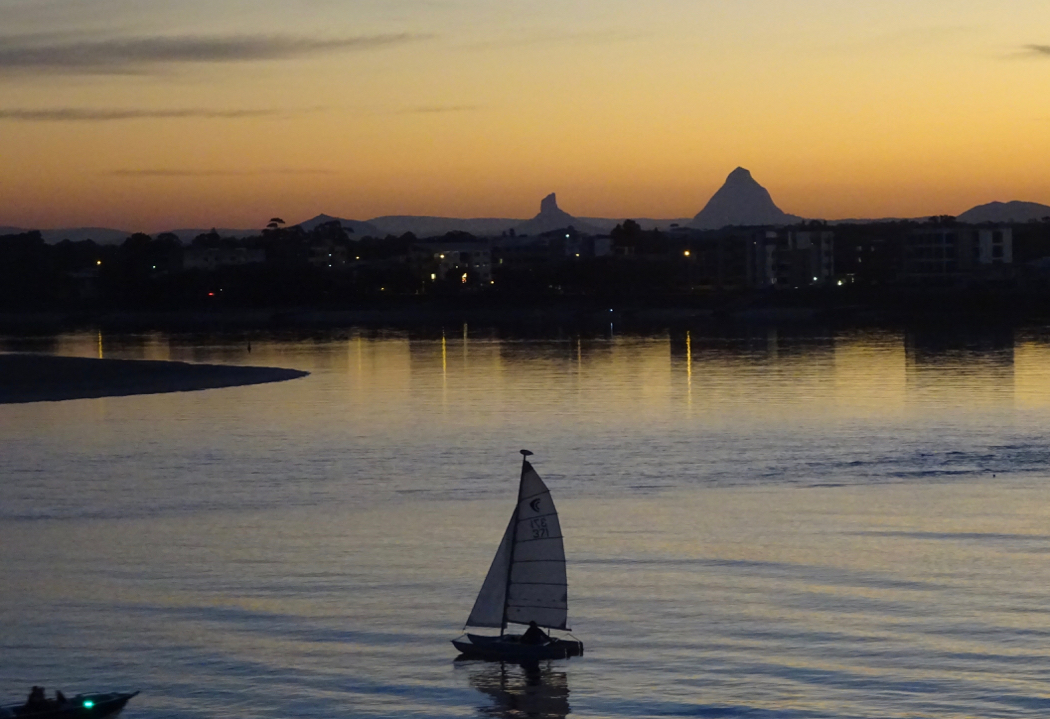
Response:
[82,700,94,709]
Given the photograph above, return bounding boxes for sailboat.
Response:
[452,450,584,661]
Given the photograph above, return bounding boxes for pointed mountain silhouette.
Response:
[957,201,1050,224]
[692,168,801,229]
[514,193,602,235]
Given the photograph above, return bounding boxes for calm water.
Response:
[4,325,1050,718]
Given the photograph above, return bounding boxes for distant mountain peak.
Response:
[692,167,800,230]
[295,213,380,236]
[957,200,1050,224]
[515,193,600,235]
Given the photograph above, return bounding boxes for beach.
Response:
[0,353,308,404]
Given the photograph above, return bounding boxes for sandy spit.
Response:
[0,353,309,404]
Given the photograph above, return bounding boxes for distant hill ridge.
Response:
[957,201,1050,224]
[4,172,1049,243]
[367,216,518,237]
[294,214,380,237]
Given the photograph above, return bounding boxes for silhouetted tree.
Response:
[925,215,957,227]
[311,220,349,242]
[0,231,53,308]
[611,220,642,240]
[191,230,222,247]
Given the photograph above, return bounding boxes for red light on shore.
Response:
[207,292,215,297]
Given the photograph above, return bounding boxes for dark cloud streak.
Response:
[1024,44,1050,56]
[0,104,474,122]
[0,33,429,74]
[0,108,284,121]
[108,168,338,177]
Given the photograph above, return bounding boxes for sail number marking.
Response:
[529,518,550,539]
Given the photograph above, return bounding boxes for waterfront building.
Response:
[411,241,493,284]
[747,229,834,288]
[902,226,1012,284]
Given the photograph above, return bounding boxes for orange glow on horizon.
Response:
[2,2,1050,230]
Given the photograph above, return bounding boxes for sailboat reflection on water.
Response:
[465,660,570,719]
[452,450,584,661]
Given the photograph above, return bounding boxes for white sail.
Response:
[507,462,568,629]
[465,459,569,631]
[465,512,514,628]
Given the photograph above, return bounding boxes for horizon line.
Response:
[4,206,1041,236]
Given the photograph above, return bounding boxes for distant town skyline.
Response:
[2,1,1050,230]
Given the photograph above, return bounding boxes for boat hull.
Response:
[2,692,139,719]
[453,633,583,661]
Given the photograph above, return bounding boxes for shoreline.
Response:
[0,307,721,333]
[0,298,1046,334]
[0,353,309,404]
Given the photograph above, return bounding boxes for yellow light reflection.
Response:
[686,331,692,411]
[441,331,448,410]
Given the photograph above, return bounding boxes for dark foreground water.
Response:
[4,325,1050,718]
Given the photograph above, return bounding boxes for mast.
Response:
[501,449,532,635]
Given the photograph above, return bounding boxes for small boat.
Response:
[1,692,139,719]
[452,450,583,661]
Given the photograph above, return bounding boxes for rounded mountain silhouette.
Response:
[692,168,800,230]
[957,201,1050,224]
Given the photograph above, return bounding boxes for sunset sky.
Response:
[2,0,1050,231]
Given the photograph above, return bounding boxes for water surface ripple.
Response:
[3,326,1050,718]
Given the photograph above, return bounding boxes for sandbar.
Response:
[0,353,309,404]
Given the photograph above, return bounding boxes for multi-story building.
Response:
[682,235,750,290]
[974,227,1012,265]
[833,229,904,286]
[902,226,1012,283]
[411,241,492,284]
[747,229,834,288]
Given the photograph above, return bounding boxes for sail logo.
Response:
[529,498,542,512]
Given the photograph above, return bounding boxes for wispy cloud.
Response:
[0,108,288,121]
[107,168,338,177]
[0,104,478,122]
[1023,44,1050,57]
[0,33,430,74]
